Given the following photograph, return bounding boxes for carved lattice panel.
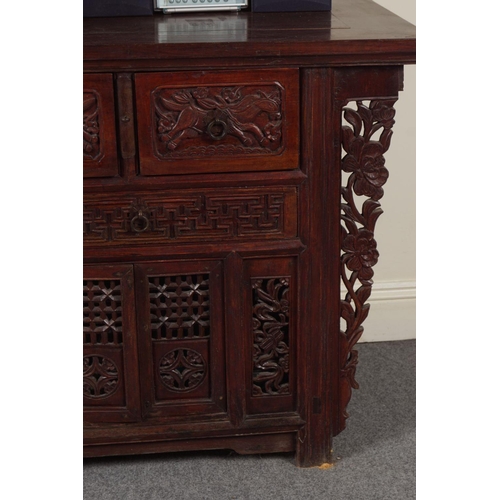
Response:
[245,258,296,415]
[83,279,123,345]
[251,278,290,397]
[83,265,140,422]
[136,261,226,415]
[149,274,211,340]
[83,188,297,246]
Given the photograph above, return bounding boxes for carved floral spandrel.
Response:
[252,278,290,397]
[339,99,397,426]
[83,91,100,160]
[153,85,283,157]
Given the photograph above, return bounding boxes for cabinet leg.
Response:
[295,425,334,468]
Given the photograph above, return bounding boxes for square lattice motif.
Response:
[149,274,210,340]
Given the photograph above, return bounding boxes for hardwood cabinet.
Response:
[83,0,416,467]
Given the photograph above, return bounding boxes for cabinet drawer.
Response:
[83,74,119,178]
[135,69,299,175]
[83,187,298,247]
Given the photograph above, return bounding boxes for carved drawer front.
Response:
[83,74,119,178]
[135,69,299,175]
[83,265,141,423]
[83,187,298,247]
[245,257,297,415]
[135,261,226,419]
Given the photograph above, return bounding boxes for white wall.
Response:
[358,0,416,342]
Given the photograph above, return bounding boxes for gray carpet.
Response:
[83,340,415,500]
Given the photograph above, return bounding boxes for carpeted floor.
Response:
[83,339,416,500]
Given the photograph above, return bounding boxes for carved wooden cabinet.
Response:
[83,0,416,467]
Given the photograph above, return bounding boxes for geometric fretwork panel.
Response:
[251,277,290,397]
[83,280,123,345]
[149,274,210,340]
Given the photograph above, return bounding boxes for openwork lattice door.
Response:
[135,261,226,419]
[83,264,140,423]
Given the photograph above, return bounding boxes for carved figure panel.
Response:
[83,189,296,246]
[251,277,291,397]
[339,99,397,426]
[83,73,119,178]
[134,69,299,175]
[83,91,100,160]
[153,84,284,158]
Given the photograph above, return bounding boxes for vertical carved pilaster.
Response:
[339,99,397,428]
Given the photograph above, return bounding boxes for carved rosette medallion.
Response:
[152,84,284,158]
[339,99,397,424]
[83,355,120,399]
[158,348,207,392]
[252,278,290,396]
[83,91,101,160]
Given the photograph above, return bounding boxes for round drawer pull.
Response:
[130,210,150,233]
[206,119,228,141]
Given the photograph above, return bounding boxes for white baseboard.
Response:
[354,280,416,343]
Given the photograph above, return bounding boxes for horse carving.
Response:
[154,86,283,153]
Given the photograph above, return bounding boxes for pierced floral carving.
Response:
[153,84,283,157]
[340,99,397,424]
[83,355,119,399]
[83,91,100,160]
[158,348,207,392]
[252,278,290,396]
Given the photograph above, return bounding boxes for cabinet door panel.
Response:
[83,264,140,423]
[83,74,119,178]
[135,260,226,420]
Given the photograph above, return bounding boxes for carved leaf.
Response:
[344,108,362,137]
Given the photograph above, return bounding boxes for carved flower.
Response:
[342,229,379,280]
[370,101,396,122]
[221,87,241,103]
[192,87,209,99]
[342,141,389,200]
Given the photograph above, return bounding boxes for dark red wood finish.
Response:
[83,74,119,177]
[83,0,415,467]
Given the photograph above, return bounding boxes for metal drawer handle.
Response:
[206,119,228,141]
[130,210,150,233]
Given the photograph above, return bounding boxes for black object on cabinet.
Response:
[251,0,331,12]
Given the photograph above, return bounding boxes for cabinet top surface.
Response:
[83,0,416,66]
